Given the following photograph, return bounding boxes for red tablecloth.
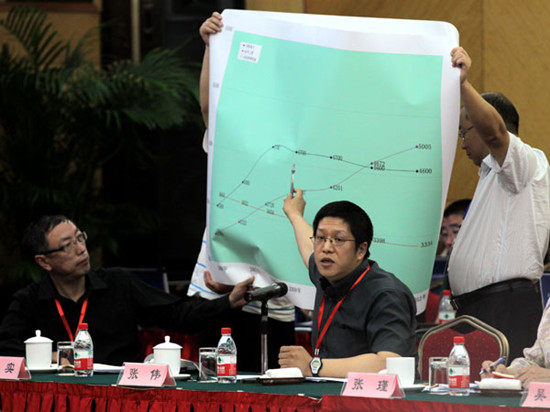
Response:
[0,380,320,412]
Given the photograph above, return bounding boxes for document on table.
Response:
[94,363,124,373]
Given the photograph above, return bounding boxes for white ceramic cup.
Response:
[386,357,415,387]
[153,336,182,377]
[24,330,53,369]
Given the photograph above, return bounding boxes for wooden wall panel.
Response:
[245,0,305,13]
[484,0,550,162]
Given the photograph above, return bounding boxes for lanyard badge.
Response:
[310,265,370,377]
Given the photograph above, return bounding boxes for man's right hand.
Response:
[283,188,306,221]
[480,359,508,379]
[282,188,313,267]
[200,11,223,46]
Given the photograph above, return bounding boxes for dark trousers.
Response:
[454,279,543,362]
[198,309,296,372]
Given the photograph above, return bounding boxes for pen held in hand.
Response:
[479,355,506,375]
[290,164,295,196]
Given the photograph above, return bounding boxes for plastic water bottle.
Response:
[74,323,93,377]
[437,290,456,324]
[216,327,237,383]
[448,336,470,396]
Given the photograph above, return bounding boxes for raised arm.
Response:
[199,12,223,126]
[451,47,509,166]
[283,189,313,267]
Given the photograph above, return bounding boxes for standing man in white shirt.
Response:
[448,47,550,361]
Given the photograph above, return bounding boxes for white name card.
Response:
[117,363,175,387]
[341,372,404,399]
[0,356,30,380]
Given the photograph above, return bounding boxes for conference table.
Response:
[0,371,543,412]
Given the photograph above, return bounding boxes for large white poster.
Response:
[200,10,459,312]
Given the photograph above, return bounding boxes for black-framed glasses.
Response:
[41,232,88,255]
[459,125,474,140]
[310,235,355,248]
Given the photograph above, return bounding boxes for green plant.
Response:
[0,6,202,287]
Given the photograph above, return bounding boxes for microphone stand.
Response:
[260,299,269,375]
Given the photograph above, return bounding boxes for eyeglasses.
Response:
[41,232,88,255]
[310,235,355,248]
[459,125,474,140]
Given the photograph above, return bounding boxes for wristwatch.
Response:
[310,356,322,377]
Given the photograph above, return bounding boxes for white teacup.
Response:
[24,330,53,369]
[386,356,415,387]
[153,336,182,377]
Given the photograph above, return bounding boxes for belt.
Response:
[451,278,539,311]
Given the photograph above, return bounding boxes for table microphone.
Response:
[244,282,288,302]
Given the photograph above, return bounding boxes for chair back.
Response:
[417,315,509,381]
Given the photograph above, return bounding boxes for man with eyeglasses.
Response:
[0,215,254,365]
[448,47,550,361]
[278,190,417,377]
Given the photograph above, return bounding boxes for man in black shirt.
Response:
[278,190,417,378]
[0,215,254,365]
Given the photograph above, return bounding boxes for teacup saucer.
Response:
[28,364,57,373]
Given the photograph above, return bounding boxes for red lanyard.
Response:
[55,297,88,342]
[315,265,370,356]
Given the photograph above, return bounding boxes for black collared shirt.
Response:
[0,268,232,365]
[309,255,417,359]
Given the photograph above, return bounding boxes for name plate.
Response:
[117,363,175,387]
[342,372,404,399]
[522,382,550,408]
[0,356,30,380]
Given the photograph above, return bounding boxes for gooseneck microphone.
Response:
[244,282,288,302]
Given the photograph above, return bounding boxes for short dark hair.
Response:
[22,215,71,256]
[481,92,519,135]
[312,201,373,259]
[443,199,471,218]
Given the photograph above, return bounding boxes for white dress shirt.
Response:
[449,133,550,296]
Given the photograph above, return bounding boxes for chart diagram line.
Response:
[213,141,437,235]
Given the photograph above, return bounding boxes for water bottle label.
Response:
[448,365,469,388]
[75,350,93,370]
[217,355,237,376]
[438,311,456,324]
[75,357,93,371]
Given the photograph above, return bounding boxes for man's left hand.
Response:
[228,276,255,308]
[516,365,550,388]
[278,345,313,377]
[450,46,472,85]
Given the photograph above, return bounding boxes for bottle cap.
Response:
[221,327,231,335]
[453,336,465,344]
[78,323,88,329]
[442,289,451,296]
